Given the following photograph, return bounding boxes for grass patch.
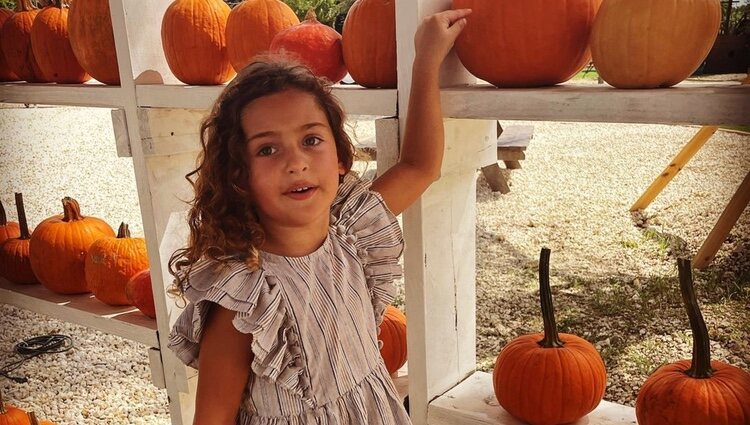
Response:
[620,239,639,249]
[573,68,600,80]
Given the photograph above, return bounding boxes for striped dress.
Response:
[168,173,412,425]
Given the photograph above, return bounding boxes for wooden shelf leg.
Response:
[693,169,750,269]
[630,126,718,211]
[480,164,511,194]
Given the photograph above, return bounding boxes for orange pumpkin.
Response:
[68,0,119,84]
[27,412,55,425]
[452,0,601,87]
[0,389,29,425]
[493,248,606,425]
[0,193,37,284]
[635,259,750,425]
[0,199,20,243]
[0,8,20,81]
[85,222,149,306]
[591,0,721,89]
[161,0,235,85]
[270,10,346,83]
[125,268,156,319]
[225,0,299,73]
[379,305,407,374]
[29,197,115,294]
[341,0,396,88]
[0,0,47,82]
[30,0,90,83]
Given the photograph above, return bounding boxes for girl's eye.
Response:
[258,146,276,156]
[304,136,323,146]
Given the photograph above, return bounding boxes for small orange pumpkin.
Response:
[0,8,20,81]
[225,0,299,72]
[0,0,47,82]
[0,199,20,243]
[270,10,346,83]
[379,305,407,374]
[161,0,235,85]
[29,197,115,294]
[125,268,157,319]
[635,259,750,425]
[493,248,606,425]
[0,389,29,425]
[27,412,55,425]
[341,0,396,88]
[85,222,149,306]
[30,0,90,83]
[0,193,37,284]
[67,0,119,84]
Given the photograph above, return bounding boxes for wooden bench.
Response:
[354,123,533,194]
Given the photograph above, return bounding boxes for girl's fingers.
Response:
[441,8,472,24]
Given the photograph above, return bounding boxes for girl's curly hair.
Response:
[168,58,355,296]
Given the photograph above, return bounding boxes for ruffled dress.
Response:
[168,173,411,424]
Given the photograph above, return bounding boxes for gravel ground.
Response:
[1,106,749,423]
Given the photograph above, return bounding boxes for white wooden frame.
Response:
[0,0,748,424]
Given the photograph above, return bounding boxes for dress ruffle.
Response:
[168,259,315,406]
[331,173,404,327]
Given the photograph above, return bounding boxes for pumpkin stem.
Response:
[304,8,318,21]
[61,197,83,222]
[16,0,37,12]
[0,199,7,225]
[116,222,130,238]
[537,247,564,348]
[15,193,31,240]
[28,412,40,425]
[0,388,6,414]
[678,258,713,379]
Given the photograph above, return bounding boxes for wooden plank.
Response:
[0,83,127,107]
[429,371,637,425]
[497,125,533,148]
[135,84,398,117]
[442,83,750,126]
[138,108,206,156]
[0,277,158,347]
[111,108,131,157]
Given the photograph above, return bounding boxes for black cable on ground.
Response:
[0,334,73,383]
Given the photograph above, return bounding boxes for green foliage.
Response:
[0,0,15,10]
[282,0,353,28]
[720,2,750,35]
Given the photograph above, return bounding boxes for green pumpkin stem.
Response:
[0,199,7,225]
[678,258,713,378]
[61,197,83,222]
[15,193,31,240]
[116,222,130,238]
[538,247,564,348]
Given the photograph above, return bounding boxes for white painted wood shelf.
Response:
[0,277,158,347]
[429,372,637,425]
[0,82,127,108]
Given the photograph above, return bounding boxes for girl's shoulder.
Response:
[174,257,269,311]
[330,172,399,232]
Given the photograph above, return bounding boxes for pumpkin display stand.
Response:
[0,0,748,424]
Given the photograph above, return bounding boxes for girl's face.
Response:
[242,89,345,232]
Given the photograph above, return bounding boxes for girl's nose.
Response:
[285,148,309,174]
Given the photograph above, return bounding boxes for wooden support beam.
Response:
[630,126,718,211]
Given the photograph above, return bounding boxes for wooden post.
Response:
[630,126,718,211]
[693,170,750,269]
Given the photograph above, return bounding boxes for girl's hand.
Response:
[414,8,472,71]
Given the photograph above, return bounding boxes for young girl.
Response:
[167,9,471,425]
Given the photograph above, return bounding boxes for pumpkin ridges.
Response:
[0,193,37,284]
[30,0,90,83]
[0,8,20,81]
[0,199,21,242]
[0,0,47,82]
[342,0,397,88]
[67,0,120,85]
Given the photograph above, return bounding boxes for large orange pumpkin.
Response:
[0,8,20,81]
[68,0,120,85]
[270,10,347,83]
[29,197,115,294]
[85,222,149,306]
[452,0,601,87]
[379,305,407,374]
[0,199,20,243]
[125,268,156,319]
[591,0,721,89]
[161,0,235,85]
[30,0,90,83]
[225,0,299,73]
[0,389,29,425]
[635,259,750,424]
[341,0,396,88]
[0,0,47,82]
[0,193,37,284]
[493,248,606,425]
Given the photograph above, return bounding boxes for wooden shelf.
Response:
[442,81,750,126]
[0,82,127,108]
[428,371,636,425]
[0,277,158,347]
[135,84,398,116]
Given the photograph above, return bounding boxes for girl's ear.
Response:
[338,161,346,176]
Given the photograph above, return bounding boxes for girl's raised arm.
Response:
[371,9,471,215]
[193,305,254,425]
